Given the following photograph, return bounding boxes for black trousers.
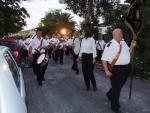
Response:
[59,49,64,64]
[22,49,28,59]
[72,53,79,72]
[48,47,53,59]
[82,53,96,88]
[96,50,103,61]
[52,49,59,63]
[32,53,39,74]
[107,65,130,110]
[65,46,69,56]
[36,63,48,83]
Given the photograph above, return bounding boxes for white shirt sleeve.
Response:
[43,39,49,47]
[29,39,34,48]
[79,39,83,58]
[92,38,97,58]
[101,44,112,62]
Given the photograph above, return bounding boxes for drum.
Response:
[37,53,49,66]
[37,54,45,64]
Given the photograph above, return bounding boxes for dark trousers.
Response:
[52,49,59,63]
[82,53,96,88]
[32,53,39,74]
[48,48,52,59]
[96,50,103,61]
[107,65,130,110]
[36,63,48,83]
[72,53,79,72]
[22,49,28,59]
[65,46,69,56]
[59,49,64,64]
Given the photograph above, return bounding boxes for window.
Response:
[0,41,17,51]
[3,51,20,92]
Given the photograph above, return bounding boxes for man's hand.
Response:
[131,40,136,48]
[92,58,96,64]
[76,57,81,62]
[38,45,42,49]
[102,60,112,77]
[130,40,136,55]
[105,70,112,77]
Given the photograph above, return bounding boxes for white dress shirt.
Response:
[29,37,48,54]
[101,39,131,65]
[96,40,106,50]
[79,37,97,58]
[49,37,60,45]
[18,39,24,48]
[23,38,30,51]
[73,38,80,55]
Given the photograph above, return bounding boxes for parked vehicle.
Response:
[0,46,27,113]
[0,38,21,63]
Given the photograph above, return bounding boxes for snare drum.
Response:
[37,54,46,64]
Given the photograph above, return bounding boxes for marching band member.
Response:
[58,39,64,64]
[101,28,136,113]
[29,28,49,86]
[71,32,80,74]
[96,36,106,63]
[78,26,97,91]
[22,36,31,67]
[49,34,60,63]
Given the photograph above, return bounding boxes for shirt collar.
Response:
[112,38,123,45]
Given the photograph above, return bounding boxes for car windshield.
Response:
[0,41,17,51]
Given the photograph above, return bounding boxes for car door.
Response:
[1,50,27,113]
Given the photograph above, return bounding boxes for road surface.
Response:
[23,56,150,113]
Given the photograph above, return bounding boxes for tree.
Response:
[39,9,76,36]
[0,0,29,37]
[59,0,120,39]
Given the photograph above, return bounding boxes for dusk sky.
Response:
[21,0,125,30]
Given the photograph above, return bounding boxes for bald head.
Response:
[112,28,123,42]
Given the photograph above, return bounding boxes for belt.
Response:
[114,64,129,68]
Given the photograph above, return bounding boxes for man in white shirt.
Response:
[71,32,80,74]
[29,29,49,86]
[49,34,60,63]
[22,36,30,67]
[96,37,106,62]
[101,28,136,113]
[58,39,64,64]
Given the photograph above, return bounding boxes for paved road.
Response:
[23,56,150,113]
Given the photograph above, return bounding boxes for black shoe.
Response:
[76,71,79,75]
[72,67,76,71]
[111,108,122,113]
[106,92,112,101]
[93,87,98,92]
[42,78,45,81]
[38,82,42,86]
[86,87,90,91]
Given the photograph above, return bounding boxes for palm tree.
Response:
[39,9,76,36]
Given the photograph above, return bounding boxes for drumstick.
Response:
[29,33,36,44]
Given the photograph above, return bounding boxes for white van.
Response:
[0,46,27,113]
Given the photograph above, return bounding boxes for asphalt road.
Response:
[23,56,150,113]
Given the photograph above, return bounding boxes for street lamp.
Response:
[60,28,67,35]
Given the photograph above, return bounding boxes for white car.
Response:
[0,46,27,113]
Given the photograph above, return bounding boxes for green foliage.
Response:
[0,0,29,37]
[59,0,120,39]
[39,9,76,36]
[133,7,150,80]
